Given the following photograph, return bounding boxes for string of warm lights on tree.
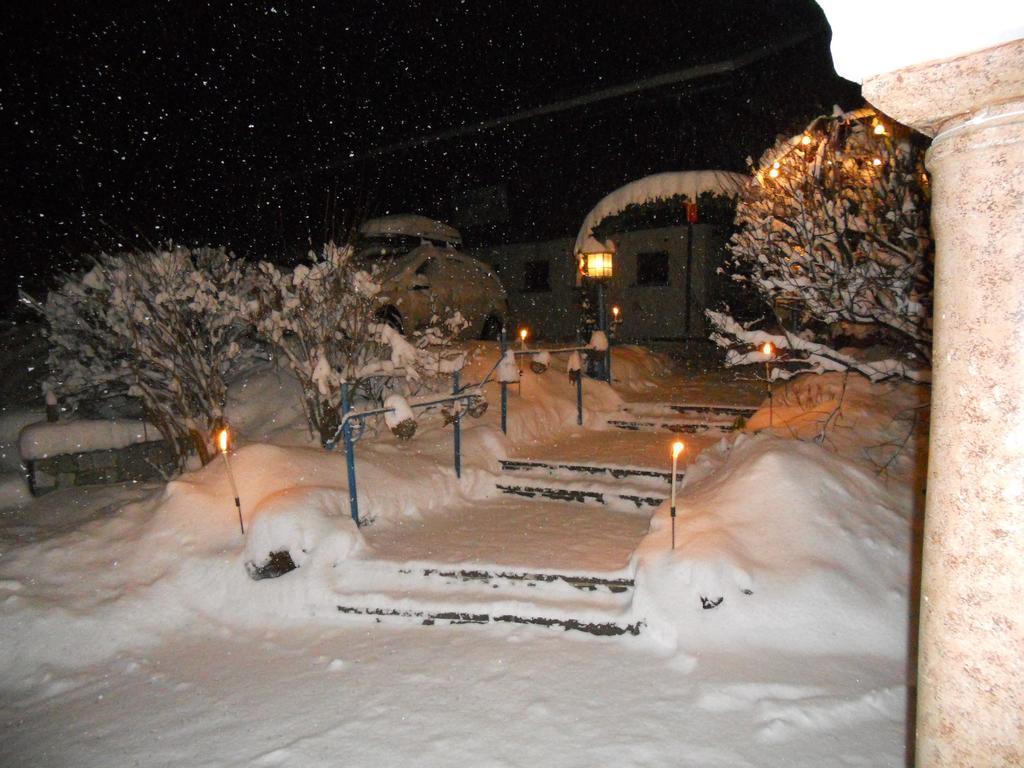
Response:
[711,106,933,376]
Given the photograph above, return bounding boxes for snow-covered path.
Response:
[1,623,907,768]
[365,497,649,573]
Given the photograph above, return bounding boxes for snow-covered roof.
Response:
[573,170,748,255]
[359,214,462,246]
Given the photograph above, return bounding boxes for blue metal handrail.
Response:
[487,329,592,433]
[327,378,484,526]
[328,331,597,526]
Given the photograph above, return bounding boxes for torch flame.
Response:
[218,428,229,453]
[519,328,528,341]
[762,341,774,357]
[672,440,685,459]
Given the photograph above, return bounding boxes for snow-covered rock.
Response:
[244,486,364,573]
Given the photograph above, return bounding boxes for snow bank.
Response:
[748,371,929,493]
[0,437,489,674]
[19,419,162,460]
[607,345,676,391]
[632,433,911,656]
[224,359,311,447]
[460,343,624,445]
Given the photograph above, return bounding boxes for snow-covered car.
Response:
[375,244,507,339]
[355,215,507,339]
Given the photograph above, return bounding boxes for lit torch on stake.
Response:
[670,440,684,550]
[517,327,528,378]
[218,427,244,535]
[762,341,775,427]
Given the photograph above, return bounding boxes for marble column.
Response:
[863,40,1024,766]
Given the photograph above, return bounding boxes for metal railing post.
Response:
[453,371,462,479]
[341,382,359,526]
[576,368,583,426]
[499,328,508,434]
[597,281,611,383]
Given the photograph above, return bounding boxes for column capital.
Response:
[862,38,1024,137]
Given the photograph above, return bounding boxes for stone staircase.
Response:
[331,560,641,636]
[327,402,754,638]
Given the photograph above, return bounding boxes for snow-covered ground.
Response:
[0,341,926,766]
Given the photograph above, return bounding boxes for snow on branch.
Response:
[707,311,930,384]
[710,107,933,381]
[244,244,466,446]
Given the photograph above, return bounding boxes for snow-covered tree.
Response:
[246,244,466,446]
[28,247,249,465]
[711,107,932,380]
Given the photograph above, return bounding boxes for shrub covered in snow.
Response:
[245,244,466,446]
[27,246,249,466]
[711,107,932,381]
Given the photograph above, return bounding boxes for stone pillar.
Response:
[863,40,1024,766]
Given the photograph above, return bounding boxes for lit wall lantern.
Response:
[578,250,614,280]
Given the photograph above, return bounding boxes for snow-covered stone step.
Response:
[499,458,671,486]
[494,480,664,509]
[611,402,757,434]
[606,419,734,435]
[407,565,634,594]
[334,604,641,636]
[335,560,634,596]
[331,561,641,636]
[625,402,758,419]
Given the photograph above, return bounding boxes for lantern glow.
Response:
[579,251,614,279]
[800,134,812,145]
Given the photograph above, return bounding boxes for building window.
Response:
[636,251,669,286]
[522,259,551,292]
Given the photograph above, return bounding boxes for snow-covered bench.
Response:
[18,420,179,495]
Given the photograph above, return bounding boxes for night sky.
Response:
[1,0,859,309]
